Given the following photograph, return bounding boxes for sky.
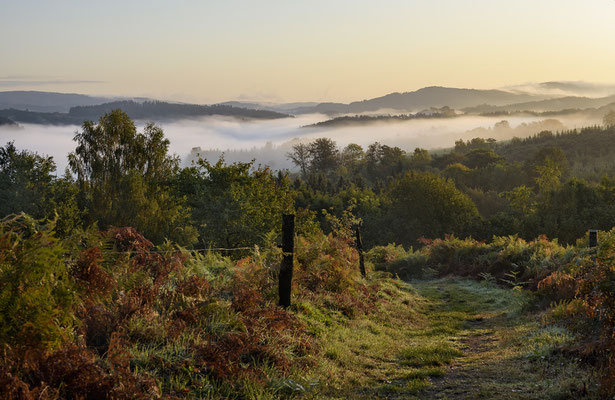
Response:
[1,0,615,104]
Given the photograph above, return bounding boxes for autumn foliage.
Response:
[0,214,377,399]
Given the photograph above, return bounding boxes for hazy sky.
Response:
[1,0,614,103]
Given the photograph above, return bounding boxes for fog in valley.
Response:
[0,112,602,174]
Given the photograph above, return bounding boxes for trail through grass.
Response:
[307,278,599,399]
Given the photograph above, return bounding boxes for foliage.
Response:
[374,234,574,286]
[0,215,76,352]
[0,208,387,398]
[178,157,294,249]
[69,109,196,245]
[0,142,55,218]
[380,171,479,246]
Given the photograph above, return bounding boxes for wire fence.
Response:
[98,246,258,255]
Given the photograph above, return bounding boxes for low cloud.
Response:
[504,81,615,98]
[0,112,602,174]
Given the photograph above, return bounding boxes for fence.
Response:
[93,213,367,308]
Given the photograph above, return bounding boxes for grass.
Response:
[399,342,463,367]
[302,277,599,399]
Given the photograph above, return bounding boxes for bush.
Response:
[0,214,76,353]
[373,234,574,287]
[0,213,384,398]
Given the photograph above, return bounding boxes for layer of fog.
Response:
[0,112,602,174]
[504,81,615,98]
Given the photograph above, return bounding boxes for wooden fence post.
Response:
[355,223,366,277]
[279,214,295,308]
[589,229,598,248]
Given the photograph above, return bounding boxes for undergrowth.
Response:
[0,213,382,399]
[370,229,615,396]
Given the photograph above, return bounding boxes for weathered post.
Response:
[589,229,598,248]
[355,223,366,277]
[279,214,295,308]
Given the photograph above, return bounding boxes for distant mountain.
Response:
[214,87,556,116]
[218,101,319,114]
[4,86,614,122]
[0,100,290,125]
[0,116,18,127]
[463,95,615,114]
[69,101,290,121]
[0,91,112,112]
[288,87,552,115]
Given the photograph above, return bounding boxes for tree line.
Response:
[4,108,615,250]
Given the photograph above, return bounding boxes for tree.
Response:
[604,110,615,127]
[365,142,407,179]
[69,109,196,245]
[410,148,431,169]
[535,158,563,194]
[308,138,339,174]
[177,157,294,249]
[379,171,479,246]
[528,146,569,178]
[341,143,364,169]
[0,142,83,236]
[287,142,310,176]
[463,148,501,169]
[0,142,55,218]
[503,185,536,215]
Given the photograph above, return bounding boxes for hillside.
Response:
[4,86,613,118]
[0,100,291,125]
[302,107,457,128]
[290,87,550,115]
[464,95,615,114]
[0,116,18,127]
[0,91,112,112]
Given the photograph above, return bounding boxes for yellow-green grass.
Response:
[301,277,599,399]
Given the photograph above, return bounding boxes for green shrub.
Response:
[372,234,574,286]
[0,214,76,352]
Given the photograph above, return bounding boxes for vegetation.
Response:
[0,116,18,127]
[302,107,456,128]
[4,108,615,398]
[0,100,289,125]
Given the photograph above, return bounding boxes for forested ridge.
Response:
[2,109,615,398]
[0,100,289,125]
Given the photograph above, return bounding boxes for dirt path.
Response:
[413,280,598,399]
[314,278,598,399]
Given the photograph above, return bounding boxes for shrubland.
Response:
[4,109,615,397]
[0,213,387,399]
[370,229,615,396]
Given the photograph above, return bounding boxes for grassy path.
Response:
[308,278,599,399]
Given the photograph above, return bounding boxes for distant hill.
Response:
[303,107,457,128]
[0,100,291,125]
[218,101,318,114]
[68,101,290,121]
[0,91,111,112]
[0,116,18,127]
[4,85,614,121]
[463,95,615,114]
[289,87,552,115]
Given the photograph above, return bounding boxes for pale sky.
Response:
[1,0,614,103]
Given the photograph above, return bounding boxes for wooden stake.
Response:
[355,223,366,277]
[279,214,295,308]
[589,229,598,248]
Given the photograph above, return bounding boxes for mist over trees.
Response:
[3,108,615,251]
